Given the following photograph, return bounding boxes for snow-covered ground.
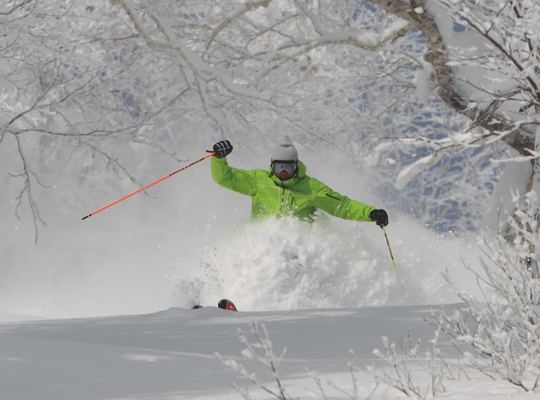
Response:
[0,303,533,400]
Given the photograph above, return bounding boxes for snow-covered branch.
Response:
[429,190,540,392]
[433,0,540,155]
[217,321,291,400]
[11,135,48,244]
[206,0,272,49]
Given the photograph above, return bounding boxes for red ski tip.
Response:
[218,299,237,311]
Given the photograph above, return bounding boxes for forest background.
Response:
[1,0,539,317]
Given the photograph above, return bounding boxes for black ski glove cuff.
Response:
[370,209,389,227]
[208,140,233,158]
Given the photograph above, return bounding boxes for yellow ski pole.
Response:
[382,226,397,276]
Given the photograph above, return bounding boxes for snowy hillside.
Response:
[2,138,537,399]
[3,145,528,399]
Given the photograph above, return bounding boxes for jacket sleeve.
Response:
[211,156,256,196]
[310,180,375,222]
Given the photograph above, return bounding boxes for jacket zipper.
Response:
[280,188,288,215]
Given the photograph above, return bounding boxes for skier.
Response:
[209,137,389,227]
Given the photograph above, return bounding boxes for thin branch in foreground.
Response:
[12,134,48,244]
[216,321,291,400]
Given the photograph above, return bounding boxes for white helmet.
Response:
[271,135,298,162]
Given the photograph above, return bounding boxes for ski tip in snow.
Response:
[218,299,238,311]
[191,304,203,309]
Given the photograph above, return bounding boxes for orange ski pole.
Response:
[82,152,215,220]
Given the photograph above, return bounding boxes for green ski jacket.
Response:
[211,156,375,222]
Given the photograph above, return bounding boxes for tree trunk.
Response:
[529,125,540,278]
[368,0,535,162]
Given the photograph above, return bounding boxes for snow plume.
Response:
[174,215,482,311]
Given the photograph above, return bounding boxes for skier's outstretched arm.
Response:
[310,179,388,225]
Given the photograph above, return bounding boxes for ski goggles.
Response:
[272,161,297,175]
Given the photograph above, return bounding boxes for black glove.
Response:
[370,209,389,227]
[208,140,233,158]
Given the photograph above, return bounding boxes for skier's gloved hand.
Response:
[370,209,389,227]
[209,140,233,158]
